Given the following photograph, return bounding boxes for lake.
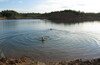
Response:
[0,19,100,62]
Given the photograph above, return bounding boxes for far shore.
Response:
[0,17,44,20]
[1,10,100,23]
[0,57,100,65]
[0,17,6,20]
[0,17,33,20]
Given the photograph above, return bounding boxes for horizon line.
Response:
[0,9,100,13]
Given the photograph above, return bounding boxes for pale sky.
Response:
[0,0,100,13]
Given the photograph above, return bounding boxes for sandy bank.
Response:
[0,17,6,20]
[0,57,100,65]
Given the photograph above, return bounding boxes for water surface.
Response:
[0,19,100,61]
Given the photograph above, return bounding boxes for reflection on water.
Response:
[0,19,100,61]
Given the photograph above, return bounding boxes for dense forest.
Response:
[0,10,100,23]
[0,10,41,19]
[42,10,100,23]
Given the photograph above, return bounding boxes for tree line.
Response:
[0,10,41,19]
[42,10,100,23]
[0,10,100,23]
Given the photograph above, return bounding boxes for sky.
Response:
[0,0,100,13]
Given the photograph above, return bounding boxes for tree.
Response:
[0,12,2,17]
[0,10,19,19]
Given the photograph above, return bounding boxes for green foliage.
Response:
[42,10,100,22]
[0,12,2,17]
[0,10,19,19]
[20,13,41,18]
[0,9,100,22]
[0,10,41,19]
[42,10,83,21]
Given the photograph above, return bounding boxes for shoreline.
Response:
[0,17,6,20]
[0,57,100,65]
[1,18,100,24]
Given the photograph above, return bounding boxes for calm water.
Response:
[0,19,100,61]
